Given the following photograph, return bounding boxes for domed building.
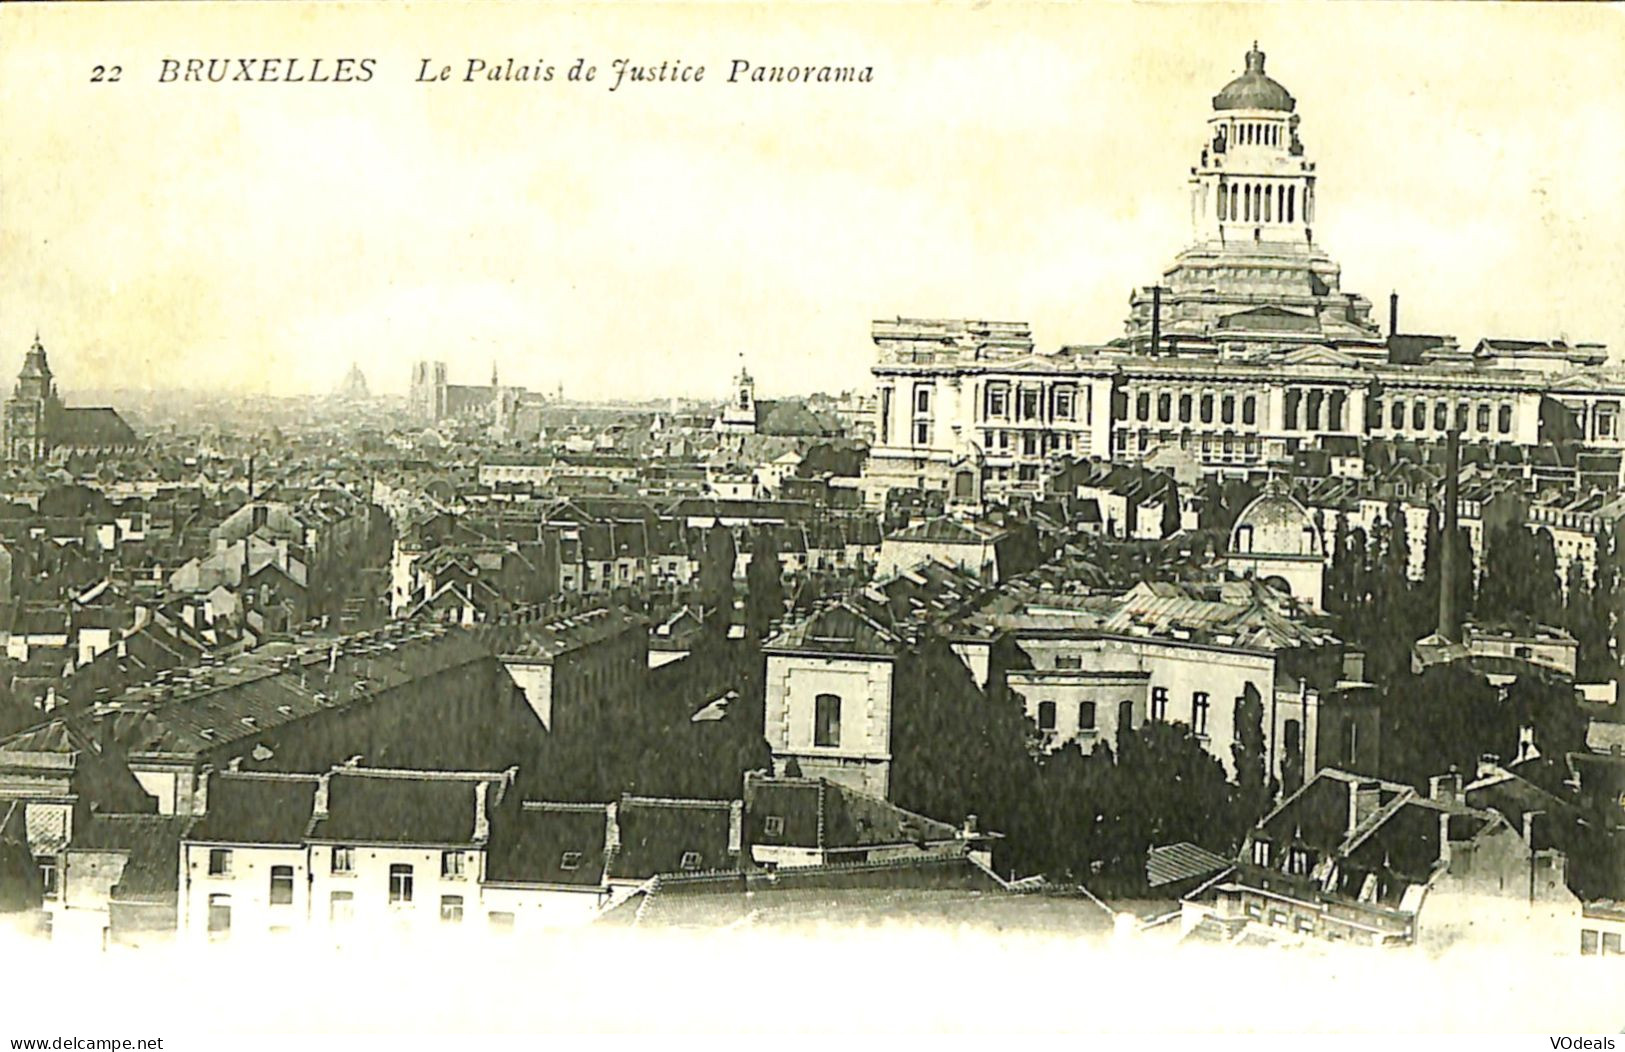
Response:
[1225,483,1326,609]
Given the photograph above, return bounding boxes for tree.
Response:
[1228,683,1275,843]
[1380,664,1516,789]
[696,524,736,636]
[1160,479,1182,539]
[744,528,785,641]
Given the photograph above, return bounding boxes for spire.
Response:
[491,360,499,388]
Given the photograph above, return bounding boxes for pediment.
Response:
[1276,344,1365,369]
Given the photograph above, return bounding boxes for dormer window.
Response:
[762,816,785,838]
[679,851,702,871]
[1251,840,1271,867]
[559,852,583,872]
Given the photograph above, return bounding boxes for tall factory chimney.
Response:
[1150,287,1163,356]
[1437,429,1462,643]
[1389,292,1399,337]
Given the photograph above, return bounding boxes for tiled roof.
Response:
[484,802,609,887]
[607,796,737,881]
[185,772,320,845]
[308,768,510,846]
[1146,841,1231,888]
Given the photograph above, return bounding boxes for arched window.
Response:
[1264,185,1273,223]
[1217,183,1227,219]
[1287,186,1295,224]
[1498,404,1513,433]
[1078,702,1097,732]
[1242,395,1257,425]
[1157,392,1172,422]
[1136,392,1150,420]
[1476,403,1491,432]
[1178,393,1193,423]
[1455,403,1469,432]
[1412,401,1426,431]
[1243,184,1251,221]
[814,693,841,747]
[1433,402,1448,431]
[1037,701,1056,732]
[1222,394,1236,425]
[1284,390,1301,430]
[1200,393,1214,424]
[1306,390,1324,431]
[1328,391,1346,431]
[1117,700,1134,736]
[1391,400,1405,430]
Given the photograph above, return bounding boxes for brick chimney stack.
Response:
[1347,780,1383,836]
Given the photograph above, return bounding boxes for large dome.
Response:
[1228,487,1321,557]
[1213,44,1295,113]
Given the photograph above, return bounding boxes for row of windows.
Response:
[1035,699,1131,734]
[982,429,1079,457]
[206,848,476,884]
[1218,181,1309,224]
[1121,390,1260,428]
[1371,397,1515,435]
[1149,687,1212,736]
[1579,929,1624,955]
[1115,429,1262,462]
[1226,121,1282,148]
[1283,389,1347,432]
[983,383,1084,424]
[205,890,495,936]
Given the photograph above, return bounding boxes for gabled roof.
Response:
[763,601,900,658]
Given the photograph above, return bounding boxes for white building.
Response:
[865,44,1616,501]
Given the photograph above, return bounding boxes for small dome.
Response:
[1229,485,1321,557]
[1213,44,1295,113]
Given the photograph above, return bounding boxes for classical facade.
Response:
[867,45,1621,498]
[3,336,136,463]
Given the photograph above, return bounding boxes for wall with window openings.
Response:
[1011,635,1279,779]
[180,842,309,943]
[764,653,894,799]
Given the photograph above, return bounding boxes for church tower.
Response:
[5,334,60,463]
[1124,44,1381,356]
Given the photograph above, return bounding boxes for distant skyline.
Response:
[2,3,1622,402]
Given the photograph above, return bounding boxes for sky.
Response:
[1,2,1622,402]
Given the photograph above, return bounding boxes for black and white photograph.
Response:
[0,0,1621,1039]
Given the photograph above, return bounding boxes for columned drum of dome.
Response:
[1125,43,1379,358]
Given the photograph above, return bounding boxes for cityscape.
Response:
[0,19,1623,1024]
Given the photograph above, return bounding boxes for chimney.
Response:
[473,780,492,842]
[604,801,621,858]
[1150,287,1162,356]
[1437,429,1462,643]
[1428,771,1463,806]
[1388,291,1399,337]
[1347,780,1382,836]
[312,771,332,821]
[727,799,744,856]
[962,813,979,838]
[1437,811,1453,868]
[191,766,212,817]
